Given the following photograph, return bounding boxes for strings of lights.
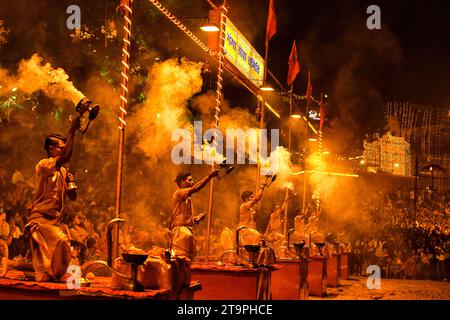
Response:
[363,133,412,176]
[147,0,216,56]
[205,0,218,10]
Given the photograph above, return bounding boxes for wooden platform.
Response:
[0,271,200,300]
[271,259,308,300]
[327,254,341,287]
[308,257,327,297]
[191,262,275,300]
[340,254,349,280]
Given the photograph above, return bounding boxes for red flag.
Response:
[287,41,300,86]
[266,0,277,43]
[305,70,313,101]
[320,97,325,130]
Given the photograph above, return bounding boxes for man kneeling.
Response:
[27,116,81,282]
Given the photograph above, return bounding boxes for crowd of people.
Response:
[0,168,169,270]
[347,187,450,281]
[1,162,450,282]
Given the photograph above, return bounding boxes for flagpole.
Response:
[114,0,133,263]
[302,88,310,214]
[283,84,293,239]
[301,115,308,213]
[288,85,293,151]
[205,0,227,262]
[256,22,271,194]
[317,93,323,220]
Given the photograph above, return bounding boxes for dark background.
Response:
[1,0,449,154]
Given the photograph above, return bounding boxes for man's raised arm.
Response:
[248,183,267,207]
[57,115,81,168]
[186,169,219,197]
[279,192,290,212]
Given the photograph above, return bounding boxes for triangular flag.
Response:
[305,70,313,101]
[287,41,300,86]
[266,0,277,43]
[320,96,325,130]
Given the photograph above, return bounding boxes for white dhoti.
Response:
[171,226,196,260]
[266,232,284,252]
[27,215,72,281]
[239,227,261,246]
[238,227,261,262]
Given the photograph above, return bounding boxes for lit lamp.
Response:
[308,138,318,142]
[290,114,302,119]
[75,97,100,134]
[200,23,220,32]
[260,83,275,92]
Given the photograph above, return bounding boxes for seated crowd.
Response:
[348,188,450,281]
[1,168,449,282]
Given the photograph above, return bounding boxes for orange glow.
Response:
[200,24,220,32]
[260,84,275,92]
[291,170,359,178]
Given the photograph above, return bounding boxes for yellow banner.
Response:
[224,18,265,88]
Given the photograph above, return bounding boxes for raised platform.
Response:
[191,262,275,300]
[271,259,308,300]
[340,254,349,280]
[0,270,200,300]
[308,257,327,297]
[327,254,341,287]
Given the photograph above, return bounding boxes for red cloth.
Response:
[287,40,300,86]
[0,272,200,299]
[266,0,277,42]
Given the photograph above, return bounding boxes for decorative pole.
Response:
[301,102,310,212]
[205,1,227,262]
[317,94,324,229]
[413,151,418,253]
[255,98,266,193]
[256,13,271,193]
[283,85,294,238]
[302,70,312,214]
[256,0,276,192]
[113,0,133,263]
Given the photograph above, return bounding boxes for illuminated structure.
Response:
[363,133,412,176]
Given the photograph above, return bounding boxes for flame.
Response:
[260,146,292,188]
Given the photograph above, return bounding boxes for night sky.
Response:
[0,0,448,154]
[219,0,450,154]
[229,0,450,107]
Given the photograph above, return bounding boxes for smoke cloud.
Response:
[0,54,85,104]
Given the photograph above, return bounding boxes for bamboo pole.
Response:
[283,85,294,238]
[113,0,133,264]
[205,1,227,262]
[301,98,310,213]
[256,36,270,193]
